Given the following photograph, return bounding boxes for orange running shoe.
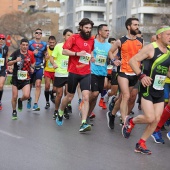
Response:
[89,112,96,119]
[99,98,104,107]
[102,102,107,109]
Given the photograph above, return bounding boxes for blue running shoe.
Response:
[109,96,116,112]
[134,143,152,155]
[151,131,165,144]
[27,97,32,109]
[56,115,63,126]
[167,131,170,140]
[122,116,134,138]
[79,123,91,132]
[32,103,40,111]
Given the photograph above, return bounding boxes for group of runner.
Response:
[0,17,170,155]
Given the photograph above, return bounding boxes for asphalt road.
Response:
[0,87,169,170]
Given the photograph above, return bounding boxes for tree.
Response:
[0,11,53,49]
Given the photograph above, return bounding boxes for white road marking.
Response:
[0,129,23,139]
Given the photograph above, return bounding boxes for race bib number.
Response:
[153,75,166,90]
[61,60,68,69]
[0,58,4,66]
[47,60,53,68]
[17,70,28,80]
[95,55,106,66]
[79,53,91,65]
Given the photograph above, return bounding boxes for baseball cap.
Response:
[0,34,6,39]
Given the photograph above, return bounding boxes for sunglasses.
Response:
[0,38,5,40]
[35,32,42,35]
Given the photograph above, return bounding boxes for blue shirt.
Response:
[29,40,47,66]
[91,39,111,76]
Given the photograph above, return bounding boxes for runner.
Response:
[122,26,170,154]
[56,18,94,132]
[28,28,47,111]
[0,34,8,110]
[50,29,73,119]
[7,38,35,119]
[106,18,143,129]
[88,24,111,119]
[44,36,56,109]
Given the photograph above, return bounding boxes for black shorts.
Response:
[133,81,140,90]
[67,72,91,94]
[91,74,105,93]
[141,93,164,104]
[107,74,111,81]
[11,77,30,90]
[30,68,43,83]
[111,71,118,85]
[53,77,68,88]
[0,69,6,77]
[118,72,138,87]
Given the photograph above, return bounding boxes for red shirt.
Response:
[63,34,94,75]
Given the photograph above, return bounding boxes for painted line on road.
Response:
[0,129,23,139]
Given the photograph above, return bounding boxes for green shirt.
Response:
[52,42,69,77]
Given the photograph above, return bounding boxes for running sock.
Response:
[138,138,145,144]
[101,89,107,98]
[82,120,86,124]
[44,91,50,102]
[155,104,170,132]
[130,118,135,126]
[0,90,3,101]
[58,109,64,117]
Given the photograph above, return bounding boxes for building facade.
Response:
[59,0,106,35]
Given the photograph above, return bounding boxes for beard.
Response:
[80,30,91,40]
[130,29,138,36]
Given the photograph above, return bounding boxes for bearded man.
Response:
[56,18,95,133]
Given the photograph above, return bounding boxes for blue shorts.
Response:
[164,83,170,102]
[30,68,43,83]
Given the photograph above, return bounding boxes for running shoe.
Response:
[119,117,124,126]
[53,110,58,120]
[0,102,2,110]
[122,116,134,138]
[151,131,165,144]
[12,111,17,120]
[134,143,152,155]
[167,131,170,140]
[109,96,115,112]
[79,123,91,132]
[102,102,107,109]
[56,114,63,126]
[99,98,104,107]
[45,102,50,109]
[106,111,115,129]
[32,103,40,111]
[18,98,23,112]
[63,107,69,119]
[27,97,32,109]
[89,112,96,119]
[67,105,72,114]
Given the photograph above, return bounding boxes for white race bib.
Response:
[17,70,28,80]
[79,53,91,65]
[153,75,166,90]
[61,60,68,69]
[0,58,4,66]
[95,55,106,66]
[47,60,53,68]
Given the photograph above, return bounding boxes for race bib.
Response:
[0,58,4,66]
[47,60,53,68]
[61,60,68,69]
[79,53,91,65]
[95,55,106,66]
[17,70,28,80]
[153,75,166,90]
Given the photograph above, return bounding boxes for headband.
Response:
[156,27,170,35]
